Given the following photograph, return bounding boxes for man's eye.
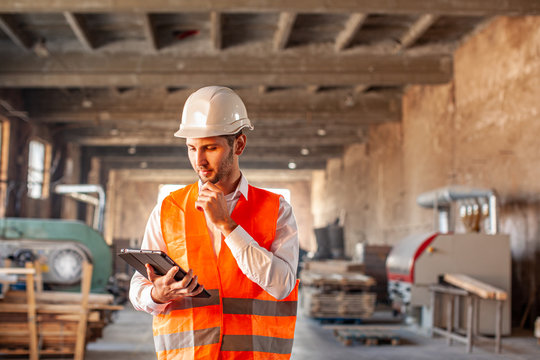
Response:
[207,146,217,150]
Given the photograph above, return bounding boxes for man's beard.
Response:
[198,148,234,184]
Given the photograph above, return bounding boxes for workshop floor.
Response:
[85,304,540,360]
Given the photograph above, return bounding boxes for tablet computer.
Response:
[118,249,210,298]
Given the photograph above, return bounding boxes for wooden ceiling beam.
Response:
[335,13,367,52]
[210,11,222,50]
[0,70,446,87]
[141,14,158,51]
[23,86,400,110]
[394,14,439,52]
[100,158,327,171]
[0,14,32,50]
[0,1,538,15]
[34,109,398,125]
[64,132,365,147]
[273,12,296,51]
[84,144,344,159]
[0,53,452,87]
[63,12,94,50]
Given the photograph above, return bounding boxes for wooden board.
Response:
[300,270,376,288]
[304,260,365,273]
[443,274,507,300]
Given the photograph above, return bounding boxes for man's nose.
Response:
[196,150,207,166]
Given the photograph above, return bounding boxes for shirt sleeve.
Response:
[224,197,299,300]
[128,201,171,315]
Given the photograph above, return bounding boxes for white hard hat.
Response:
[174,86,254,138]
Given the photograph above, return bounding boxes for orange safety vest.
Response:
[154,183,298,360]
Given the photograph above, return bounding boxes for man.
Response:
[130,86,299,360]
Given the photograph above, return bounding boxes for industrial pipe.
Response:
[416,186,498,234]
[54,184,106,233]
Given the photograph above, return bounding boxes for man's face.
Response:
[186,136,235,185]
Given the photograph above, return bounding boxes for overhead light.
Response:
[300,147,310,156]
[33,38,50,58]
[140,161,148,169]
[344,94,355,107]
[128,145,137,155]
[288,161,297,170]
[82,98,93,108]
[317,128,327,136]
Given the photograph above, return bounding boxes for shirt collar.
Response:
[197,173,249,201]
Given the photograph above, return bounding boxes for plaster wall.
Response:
[312,16,540,324]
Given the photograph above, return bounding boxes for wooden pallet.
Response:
[0,262,122,359]
[325,325,403,347]
[301,286,376,319]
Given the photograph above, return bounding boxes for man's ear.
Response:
[234,134,247,155]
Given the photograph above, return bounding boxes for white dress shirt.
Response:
[129,175,299,315]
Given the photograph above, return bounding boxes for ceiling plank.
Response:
[0,1,538,15]
[141,13,158,50]
[64,12,94,50]
[394,14,439,52]
[210,11,222,50]
[0,53,452,87]
[0,14,32,50]
[335,13,367,52]
[273,12,296,51]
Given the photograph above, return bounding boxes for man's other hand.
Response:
[146,264,204,303]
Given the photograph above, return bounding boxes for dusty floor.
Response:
[85,304,540,360]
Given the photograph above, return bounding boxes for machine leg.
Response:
[466,296,474,353]
[495,300,502,353]
[446,295,454,346]
[473,297,479,336]
[430,290,436,337]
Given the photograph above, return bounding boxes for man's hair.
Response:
[222,130,243,148]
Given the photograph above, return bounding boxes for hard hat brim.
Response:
[174,119,254,139]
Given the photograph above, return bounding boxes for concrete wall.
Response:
[312,16,540,325]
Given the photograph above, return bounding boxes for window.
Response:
[157,184,185,204]
[0,119,9,216]
[27,139,51,199]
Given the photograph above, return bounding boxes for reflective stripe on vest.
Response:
[221,334,294,354]
[222,298,297,317]
[157,183,298,360]
[154,327,221,352]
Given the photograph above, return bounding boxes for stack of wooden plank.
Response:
[300,260,376,320]
[0,262,122,359]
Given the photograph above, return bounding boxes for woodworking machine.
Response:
[386,187,511,335]
[0,218,111,292]
[0,185,111,293]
